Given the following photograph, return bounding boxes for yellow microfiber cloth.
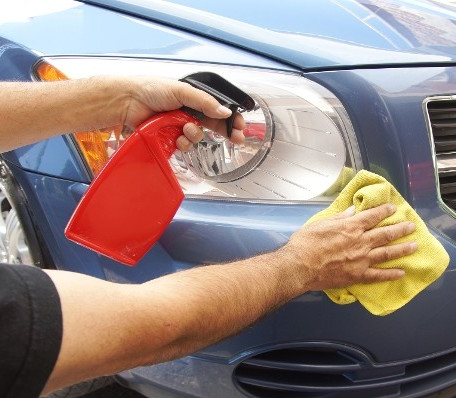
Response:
[307,170,450,316]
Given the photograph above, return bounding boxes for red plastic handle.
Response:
[138,109,202,158]
[65,109,201,266]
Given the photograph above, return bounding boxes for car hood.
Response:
[81,0,456,70]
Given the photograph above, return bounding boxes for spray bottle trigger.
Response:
[225,104,239,139]
[179,72,255,138]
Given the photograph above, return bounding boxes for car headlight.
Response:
[34,57,362,202]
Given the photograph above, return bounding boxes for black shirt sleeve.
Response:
[0,264,63,398]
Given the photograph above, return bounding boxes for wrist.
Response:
[252,246,312,303]
[83,76,134,128]
[273,243,317,295]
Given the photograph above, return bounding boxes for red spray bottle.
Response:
[65,72,255,265]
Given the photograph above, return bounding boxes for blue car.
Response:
[2,0,456,397]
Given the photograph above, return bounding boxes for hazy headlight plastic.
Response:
[34,57,361,202]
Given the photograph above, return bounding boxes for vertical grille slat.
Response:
[428,99,456,209]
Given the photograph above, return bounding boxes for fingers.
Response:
[177,83,233,120]
[352,203,397,230]
[331,205,416,249]
[176,135,192,152]
[177,122,213,152]
[169,81,249,148]
[228,128,246,144]
[201,112,246,143]
[228,113,246,144]
[344,204,417,269]
[364,221,418,284]
[326,203,417,245]
[362,267,405,284]
[176,82,247,148]
[183,123,203,143]
[232,112,246,130]
[175,123,203,152]
[331,205,356,219]
[358,241,417,285]
[177,82,248,135]
[331,203,395,224]
[369,240,417,264]
[176,116,246,152]
[366,221,415,248]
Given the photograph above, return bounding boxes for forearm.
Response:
[43,248,303,394]
[139,248,302,361]
[0,78,128,152]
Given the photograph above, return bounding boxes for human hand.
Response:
[119,77,246,151]
[282,203,417,292]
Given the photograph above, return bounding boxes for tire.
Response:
[45,376,116,398]
[0,160,47,266]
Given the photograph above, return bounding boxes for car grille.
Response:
[233,343,456,397]
[427,98,456,210]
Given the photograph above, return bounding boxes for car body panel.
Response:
[81,0,456,69]
[0,1,289,69]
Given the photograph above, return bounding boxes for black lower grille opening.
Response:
[236,363,352,388]
[240,384,399,398]
[233,344,456,398]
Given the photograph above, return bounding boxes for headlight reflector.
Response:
[179,96,273,183]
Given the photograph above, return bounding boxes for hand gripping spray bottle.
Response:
[65,72,255,265]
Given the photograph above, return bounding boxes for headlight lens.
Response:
[34,57,361,202]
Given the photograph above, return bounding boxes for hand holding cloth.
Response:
[307,170,449,316]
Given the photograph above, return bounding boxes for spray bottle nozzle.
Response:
[179,72,255,138]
